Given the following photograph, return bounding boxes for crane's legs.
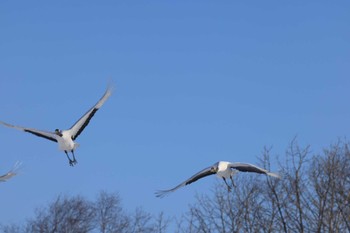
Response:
[223,178,232,192]
[65,150,77,166]
[230,175,236,188]
[71,150,78,165]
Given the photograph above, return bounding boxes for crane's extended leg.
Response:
[230,176,236,188]
[71,150,78,165]
[65,151,75,166]
[223,178,232,192]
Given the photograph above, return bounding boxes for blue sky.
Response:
[1,0,349,226]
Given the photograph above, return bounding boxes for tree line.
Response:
[2,139,350,233]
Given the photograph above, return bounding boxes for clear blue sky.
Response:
[1,0,349,226]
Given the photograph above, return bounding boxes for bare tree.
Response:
[180,140,350,233]
[94,192,170,233]
[1,191,169,233]
[0,224,22,233]
[26,195,96,233]
[153,212,171,233]
[264,139,315,233]
[178,175,267,233]
[2,140,350,233]
[308,141,350,232]
[128,207,155,233]
[94,191,129,233]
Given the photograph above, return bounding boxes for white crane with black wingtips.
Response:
[0,86,112,166]
[156,161,280,198]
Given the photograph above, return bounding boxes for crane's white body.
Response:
[216,161,238,179]
[57,131,78,152]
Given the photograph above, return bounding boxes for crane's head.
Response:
[54,129,63,137]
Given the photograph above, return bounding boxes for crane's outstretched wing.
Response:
[0,161,21,182]
[69,85,113,140]
[155,165,216,198]
[0,121,58,142]
[228,162,280,178]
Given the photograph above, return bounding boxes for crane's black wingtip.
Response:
[155,190,170,198]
